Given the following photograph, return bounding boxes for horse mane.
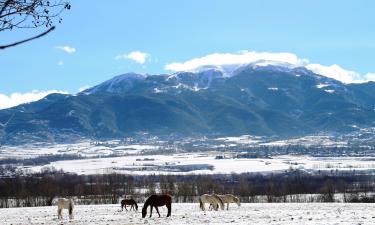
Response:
[227,194,239,201]
[226,194,235,200]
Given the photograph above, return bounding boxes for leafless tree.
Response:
[0,0,70,49]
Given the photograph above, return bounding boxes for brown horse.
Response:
[142,194,172,218]
[121,199,138,211]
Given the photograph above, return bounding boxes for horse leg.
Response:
[155,206,160,217]
[227,203,229,210]
[166,203,171,217]
[69,205,74,219]
[57,208,61,219]
[150,205,153,218]
[125,205,128,211]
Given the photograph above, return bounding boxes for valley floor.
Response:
[1,203,374,225]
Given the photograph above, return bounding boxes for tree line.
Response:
[1,169,375,208]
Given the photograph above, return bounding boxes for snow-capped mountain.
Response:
[1,63,375,144]
[81,73,147,95]
[81,61,341,96]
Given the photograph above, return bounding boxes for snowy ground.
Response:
[0,133,358,161]
[1,203,375,225]
[26,153,375,175]
[0,141,160,159]
[2,137,375,175]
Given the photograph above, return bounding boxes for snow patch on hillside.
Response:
[316,83,330,88]
[325,89,335,93]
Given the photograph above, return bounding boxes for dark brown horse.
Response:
[121,199,138,211]
[142,194,172,218]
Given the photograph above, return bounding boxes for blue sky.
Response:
[1,0,375,107]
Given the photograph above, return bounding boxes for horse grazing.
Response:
[217,194,241,210]
[142,194,172,218]
[199,194,224,211]
[121,199,138,211]
[57,198,74,219]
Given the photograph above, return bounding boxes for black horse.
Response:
[142,194,172,218]
[121,199,138,211]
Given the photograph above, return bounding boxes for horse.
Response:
[142,194,172,218]
[199,194,224,211]
[217,194,241,210]
[57,198,74,219]
[121,199,138,211]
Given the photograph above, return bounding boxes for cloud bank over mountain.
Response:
[165,51,375,84]
[0,90,68,110]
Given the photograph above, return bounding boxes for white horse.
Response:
[57,198,74,219]
[199,194,224,211]
[217,194,241,210]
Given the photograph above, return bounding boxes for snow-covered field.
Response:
[0,141,161,159]
[2,137,375,175]
[1,203,374,225]
[26,153,375,175]
[0,133,361,161]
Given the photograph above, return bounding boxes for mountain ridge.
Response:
[1,64,375,145]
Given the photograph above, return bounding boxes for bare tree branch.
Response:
[0,0,12,17]
[0,26,54,49]
[0,0,70,48]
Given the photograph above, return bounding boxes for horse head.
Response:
[142,204,148,218]
[134,201,139,211]
[236,197,241,206]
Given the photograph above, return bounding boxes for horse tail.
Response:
[199,197,204,211]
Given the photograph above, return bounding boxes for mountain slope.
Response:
[1,65,375,144]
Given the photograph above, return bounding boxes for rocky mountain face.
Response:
[1,63,375,144]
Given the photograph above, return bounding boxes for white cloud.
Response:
[164,51,375,84]
[165,51,308,72]
[364,73,375,82]
[0,90,68,110]
[305,64,363,83]
[56,46,76,54]
[57,60,64,66]
[115,51,150,64]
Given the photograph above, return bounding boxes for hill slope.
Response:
[1,64,375,144]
